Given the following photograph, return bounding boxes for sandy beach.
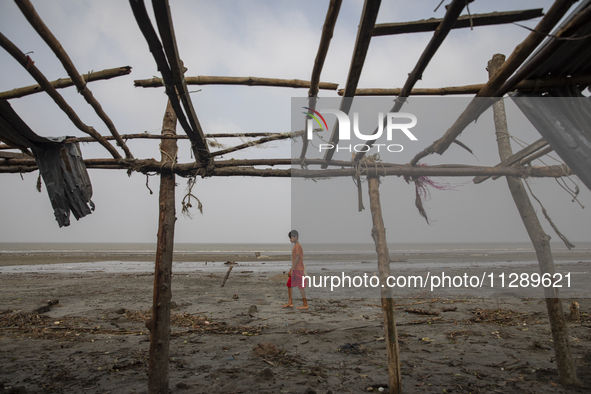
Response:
[1,250,591,393]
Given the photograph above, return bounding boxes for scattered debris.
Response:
[337,343,369,355]
[569,301,580,321]
[405,307,439,316]
[252,342,303,366]
[470,308,544,326]
[32,299,59,314]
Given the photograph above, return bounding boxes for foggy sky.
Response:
[0,0,589,245]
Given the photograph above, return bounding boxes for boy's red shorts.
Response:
[287,270,306,288]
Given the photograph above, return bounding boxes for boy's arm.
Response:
[291,254,301,270]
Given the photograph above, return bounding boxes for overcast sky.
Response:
[0,0,590,245]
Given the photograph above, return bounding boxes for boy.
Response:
[283,230,309,310]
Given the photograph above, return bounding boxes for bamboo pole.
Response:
[321,0,381,166]
[352,0,468,164]
[0,32,121,159]
[15,0,133,159]
[338,74,591,96]
[147,99,178,394]
[488,54,579,386]
[134,75,339,91]
[0,66,131,100]
[410,0,578,165]
[372,9,544,36]
[367,176,401,393]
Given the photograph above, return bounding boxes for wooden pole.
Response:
[353,0,468,164]
[147,99,178,394]
[410,0,578,165]
[129,0,209,164]
[367,176,401,393]
[337,74,591,96]
[134,75,339,91]
[152,0,210,165]
[488,54,579,386]
[0,31,121,159]
[300,0,343,160]
[15,0,134,159]
[321,0,381,166]
[371,8,543,36]
[0,157,572,178]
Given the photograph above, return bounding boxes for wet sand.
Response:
[1,253,591,393]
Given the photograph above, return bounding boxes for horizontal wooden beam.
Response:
[0,156,571,179]
[0,66,131,100]
[134,75,339,91]
[372,9,544,36]
[58,131,296,144]
[338,74,591,96]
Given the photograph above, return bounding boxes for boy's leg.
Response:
[297,288,308,309]
[283,286,293,308]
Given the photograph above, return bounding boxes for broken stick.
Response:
[221,265,234,287]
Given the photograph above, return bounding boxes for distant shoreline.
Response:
[2,248,590,267]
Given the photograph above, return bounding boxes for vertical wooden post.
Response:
[488,54,579,386]
[148,99,178,394]
[367,175,401,393]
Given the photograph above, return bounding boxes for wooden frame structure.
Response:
[2,0,590,392]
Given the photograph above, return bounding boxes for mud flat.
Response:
[1,263,591,393]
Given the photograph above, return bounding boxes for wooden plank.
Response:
[0,66,131,100]
[15,0,133,159]
[372,9,544,36]
[410,0,578,165]
[152,0,210,165]
[0,31,121,159]
[134,75,338,90]
[322,0,381,166]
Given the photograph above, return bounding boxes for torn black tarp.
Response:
[0,99,94,227]
[512,91,591,192]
